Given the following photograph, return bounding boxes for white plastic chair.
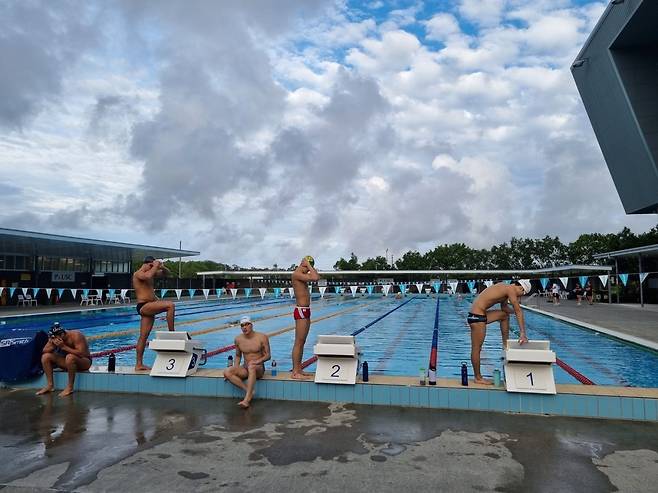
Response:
[80,295,91,306]
[25,294,37,306]
[17,295,29,307]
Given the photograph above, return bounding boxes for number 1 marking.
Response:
[526,372,534,386]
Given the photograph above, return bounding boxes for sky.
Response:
[0,0,656,269]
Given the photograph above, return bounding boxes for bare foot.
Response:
[291,372,312,380]
[474,378,493,385]
[36,386,54,395]
[134,364,151,372]
[59,387,74,397]
[238,400,250,409]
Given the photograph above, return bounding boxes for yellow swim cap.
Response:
[304,255,315,267]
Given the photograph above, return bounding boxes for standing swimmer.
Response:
[132,256,175,371]
[467,280,531,384]
[290,256,320,379]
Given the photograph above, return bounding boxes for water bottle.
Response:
[362,361,369,382]
[419,367,426,386]
[493,369,501,387]
[271,360,277,377]
[428,367,436,385]
[227,355,233,368]
[108,353,116,373]
[460,362,468,386]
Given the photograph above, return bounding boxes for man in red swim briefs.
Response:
[291,256,320,379]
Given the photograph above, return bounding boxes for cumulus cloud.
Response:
[0,0,655,268]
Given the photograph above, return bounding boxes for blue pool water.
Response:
[1,294,656,387]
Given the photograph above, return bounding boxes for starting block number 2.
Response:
[331,365,341,378]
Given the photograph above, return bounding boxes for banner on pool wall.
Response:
[259,288,267,299]
[382,284,391,296]
[598,275,608,287]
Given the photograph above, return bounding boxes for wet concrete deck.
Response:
[1,389,657,492]
[524,298,658,346]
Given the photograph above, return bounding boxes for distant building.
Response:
[0,228,198,304]
[572,0,658,214]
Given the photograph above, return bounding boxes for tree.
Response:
[360,256,391,270]
[395,250,426,270]
[334,253,360,270]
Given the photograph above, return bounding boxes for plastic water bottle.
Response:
[362,361,369,382]
[108,353,115,373]
[428,367,436,385]
[227,355,233,368]
[271,360,277,377]
[419,367,427,386]
[461,362,468,386]
[493,369,501,387]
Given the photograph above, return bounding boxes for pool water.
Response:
[1,294,656,387]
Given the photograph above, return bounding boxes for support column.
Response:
[639,254,644,308]
[615,258,620,304]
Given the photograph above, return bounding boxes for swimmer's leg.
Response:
[291,318,312,379]
[135,315,155,371]
[36,352,66,395]
[469,322,492,385]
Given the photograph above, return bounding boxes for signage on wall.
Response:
[52,272,75,282]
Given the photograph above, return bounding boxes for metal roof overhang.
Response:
[593,243,658,260]
[197,265,611,277]
[0,228,199,263]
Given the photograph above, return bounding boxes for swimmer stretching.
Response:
[291,256,320,379]
[467,280,530,384]
[132,256,175,371]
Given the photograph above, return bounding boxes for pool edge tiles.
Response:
[7,369,658,423]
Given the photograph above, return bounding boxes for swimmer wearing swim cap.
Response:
[466,280,529,385]
[291,256,320,379]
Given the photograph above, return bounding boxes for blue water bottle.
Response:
[461,362,468,386]
[362,361,369,382]
[271,360,277,377]
[227,355,233,368]
[493,369,501,387]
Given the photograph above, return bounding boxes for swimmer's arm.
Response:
[306,262,320,281]
[42,339,56,354]
[253,335,271,366]
[509,296,528,343]
[135,263,160,281]
[156,262,170,277]
[292,270,318,282]
[61,335,90,359]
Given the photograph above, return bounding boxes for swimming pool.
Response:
[1,294,656,387]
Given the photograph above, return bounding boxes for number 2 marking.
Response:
[526,372,534,386]
[331,365,341,377]
[166,359,175,371]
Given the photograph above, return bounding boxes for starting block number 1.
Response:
[512,366,547,391]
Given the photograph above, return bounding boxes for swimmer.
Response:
[132,256,175,371]
[291,256,320,379]
[36,322,91,397]
[224,316,270,409]
[467,280,531,384]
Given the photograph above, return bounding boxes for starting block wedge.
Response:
[504,340,556,394]
[313,335,359,384]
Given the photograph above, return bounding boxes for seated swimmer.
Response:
[223,316,271,408]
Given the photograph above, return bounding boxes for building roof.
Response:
[593,243,658,260]
[0,228,199,263]
[197,264,612,277]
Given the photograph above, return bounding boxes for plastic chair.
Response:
[25,294,37,306]
[17,295,29,307]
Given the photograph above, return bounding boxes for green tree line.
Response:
[333,225,658,271]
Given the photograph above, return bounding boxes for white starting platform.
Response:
[504,340,556,394]
[313,335,359,385]
[148,331,207,377]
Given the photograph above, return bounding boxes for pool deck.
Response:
[2,388,657,492]
[523,298,658,349]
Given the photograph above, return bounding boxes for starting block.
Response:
[313,335,359,384]
[504,340,556,394]
[148,331,207,377]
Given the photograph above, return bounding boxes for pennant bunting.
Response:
[82,289,89,297]
[619,274,629,286]
[244,288,252,298]
[57,288,65,298]
[188,289,195,299]
[0,287,4,297]
[598,275,608,287]
[334,286,342,294]
[231,288,238,299]
[382,284,391,296]
[288,287,295,298]
[503,280,511,285]
[432,282,441,293]
[22,287,29,296]
[467,281,475,294]
[540,278,549,290]
[274,287,281,298]
[45,288,52,299]
[579,276,588,287]
[349,285,358,297]
[366,285,374,295]
[202,289,210,300]
[559,277,568,289]
[484,280,493,288]
[160,289,168,298]
[415,283,424,295]
[216,288,224,298]
[32,288,40,297]
[448,281,458,293]
[639,273,649,284]
[70,289,78,299]
[9,287,16,298]
[174,289,182,300]
[259,288,267,299]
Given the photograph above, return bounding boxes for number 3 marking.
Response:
[331,365,341,377]
[166,359,175,371]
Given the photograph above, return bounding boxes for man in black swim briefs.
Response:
[36,322,92,397]
[132,256,175,371]
[467,280,530,384]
